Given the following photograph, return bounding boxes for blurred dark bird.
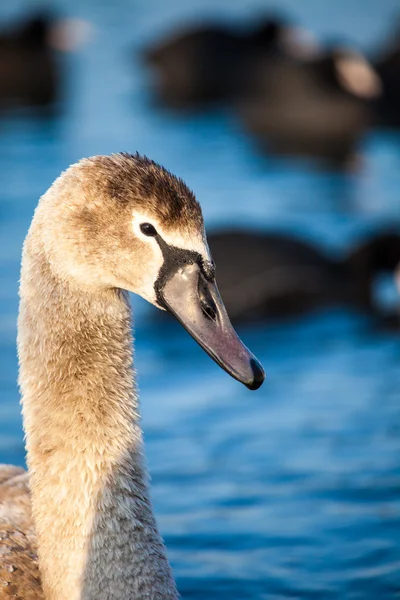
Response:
[0,10,88,111]
[0,11,59,109]
[142,16,317,110]
[208,229,400,323]
[374,25,400,127]
[236,47,381,168]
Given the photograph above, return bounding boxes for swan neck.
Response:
[18,232,178,600]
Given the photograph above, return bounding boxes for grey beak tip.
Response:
[246,358,266,391]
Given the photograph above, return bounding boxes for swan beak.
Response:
[157,262,265,390]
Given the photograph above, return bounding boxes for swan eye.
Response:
[140,223,157,237]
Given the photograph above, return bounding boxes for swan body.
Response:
[0,468,42,599]
[0,153,264,600]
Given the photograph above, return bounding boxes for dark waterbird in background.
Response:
[142,15,316,110]
[0,10,85,111]
[207,230,400,324]
[0,11,59,110]
[374,22,400,128]
[236,46,382,168]
[142,13,383,168]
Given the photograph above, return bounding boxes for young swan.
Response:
[0,153,264,600]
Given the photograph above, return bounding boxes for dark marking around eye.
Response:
[154,237,204,307]
[140,223,158,237]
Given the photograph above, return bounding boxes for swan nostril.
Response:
[200,300,217,322]
[198,273,218,321]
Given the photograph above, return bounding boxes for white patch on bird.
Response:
[281,26,321,59]
[335,50,382,99]
[48,18,93,52]
[131,211,211,264]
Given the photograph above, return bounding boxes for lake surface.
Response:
[0,0,399,598]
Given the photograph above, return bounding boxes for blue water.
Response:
[0,0,400,598]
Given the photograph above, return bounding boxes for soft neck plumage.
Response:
[18,225,178,600]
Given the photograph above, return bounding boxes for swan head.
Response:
[38,152,265,390]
